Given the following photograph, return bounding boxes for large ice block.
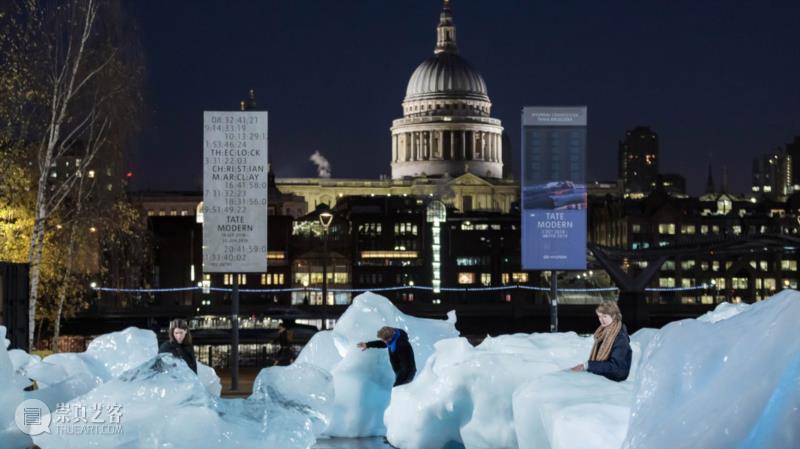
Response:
[0,326,33,449]
[623,290,800,449]
[296,292,459,437]
[33,354,333,449]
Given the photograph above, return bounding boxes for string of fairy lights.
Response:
[90,283,715,294]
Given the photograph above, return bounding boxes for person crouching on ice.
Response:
[570,300,632,381]
[357,326,416,386]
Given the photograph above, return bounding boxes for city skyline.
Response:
[129,0,799,195]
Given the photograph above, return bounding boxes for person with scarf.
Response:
[357,326,417,386]
[570,300,632,381]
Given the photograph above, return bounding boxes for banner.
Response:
[521,106,587,270]
[202,111,268,273]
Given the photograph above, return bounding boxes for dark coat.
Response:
[587,324,632,382]
[366,328,416,386]
[158,341,198,374]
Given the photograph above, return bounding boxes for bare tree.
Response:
[4,0,141,350]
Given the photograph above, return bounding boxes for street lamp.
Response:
[319,211,334,306]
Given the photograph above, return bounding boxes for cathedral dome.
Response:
[405,52,488,102]
[391,0,504,180]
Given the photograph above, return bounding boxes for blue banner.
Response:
[521,107,588,270]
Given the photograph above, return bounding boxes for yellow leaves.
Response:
[0,204,33,263]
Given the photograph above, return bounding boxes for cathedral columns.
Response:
[496,134,500,161]
[406,132,412,161]
[479,131,485,160]
[413,132,419,160]
[425,132,430,159]
[488,133,494,161]
[461,130,466,160]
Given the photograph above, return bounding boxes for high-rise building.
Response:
[618,126,659,197]
[752,149,792,196]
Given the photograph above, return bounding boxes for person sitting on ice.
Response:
[357,326,416,386]
[570,300,632,381]
[158,319,198,374]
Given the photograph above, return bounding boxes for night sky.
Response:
[128,0,800,195]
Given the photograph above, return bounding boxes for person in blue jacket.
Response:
[357,327,416,386]
[570,300,632,381]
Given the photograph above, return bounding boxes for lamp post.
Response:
[319,211,334,306]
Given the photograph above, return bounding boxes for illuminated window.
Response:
[759,260,769,271]
[361,250,418,259]
[358,222,382,236]
[712,225,720,233]
[395,222,418,236]
[781,260,797,271]
[632,224,641,233]
[763,278,776,290]
[700,225,709,234]
[480,273,491,286]
[261,274,270,285]
[715,278,726,289]
[512,272,529,283]
[334,273,348,284]
[732,277,748,289]
[458,273,475,284]
[501,273,510,284]
[295,273,310,286]
[681,225,696,235]
[267,252,285,260]
[659,277,676,287]
[658,223,676,235]
[700,261,709,271]
[224,274,233,285]
[681,278,694,288]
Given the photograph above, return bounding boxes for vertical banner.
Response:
[203,111,268,273]
[521,106,587,270]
